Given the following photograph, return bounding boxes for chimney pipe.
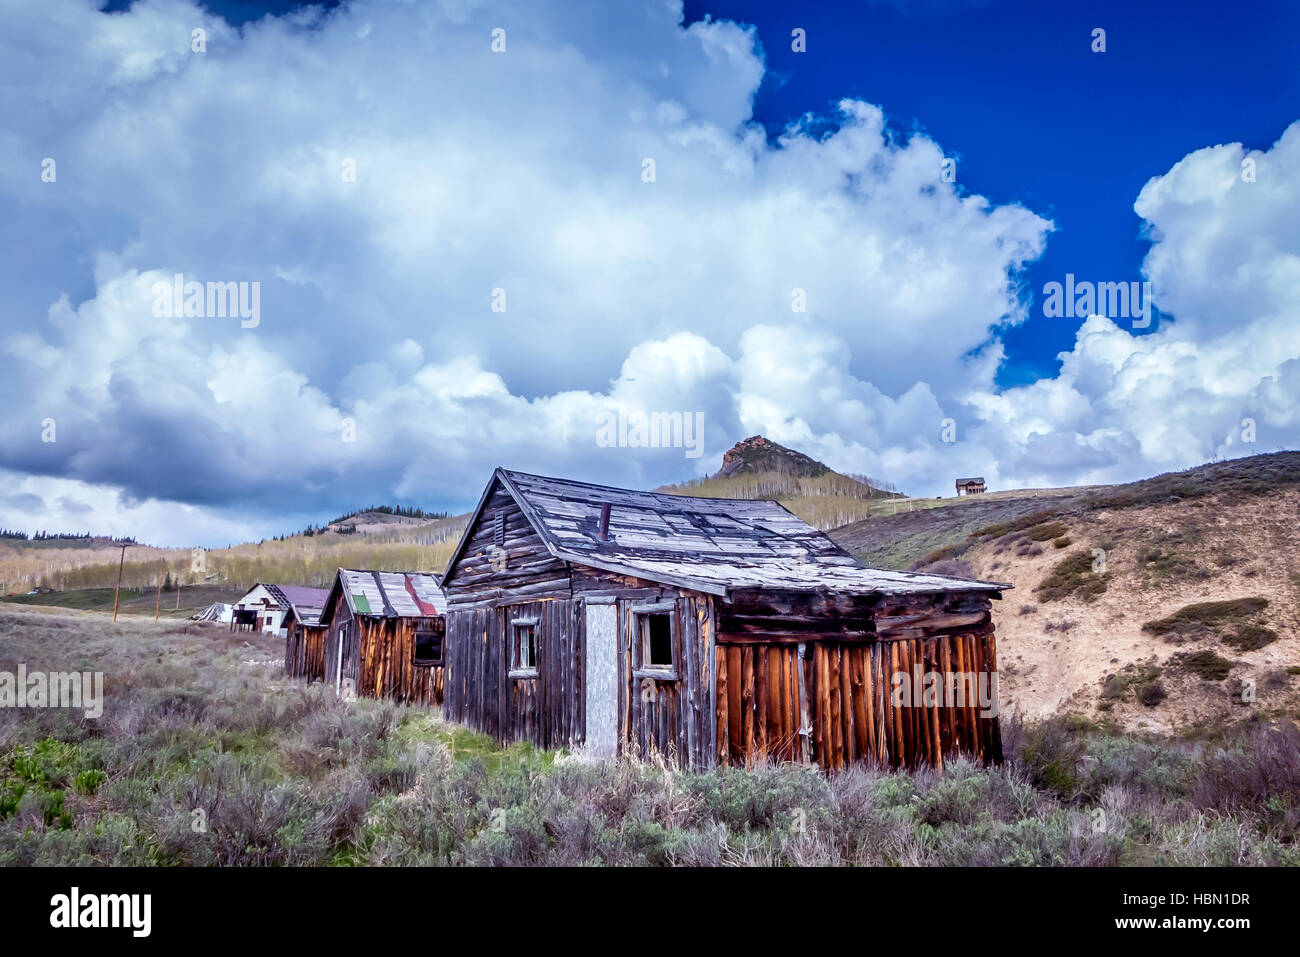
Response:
[598,503,611,541]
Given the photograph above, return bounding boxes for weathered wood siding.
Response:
[323,608,360,692]
[284,622,327,682]
[615,593,715,768]
[443,482,571,609]
[715,589,1001,770]
[355,616,444,706]
[443,582,717,767]
[439,478,1003,772]
[444,599,583,748]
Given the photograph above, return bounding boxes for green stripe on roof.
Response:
[352,593,372,614]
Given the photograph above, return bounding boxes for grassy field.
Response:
[1,585,243,619]
[1,605,1296,866]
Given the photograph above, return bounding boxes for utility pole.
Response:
[111,543,129,622]
[154,573,163,622]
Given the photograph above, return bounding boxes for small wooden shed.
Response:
[319,568,448,706]
[283,604,328,682]
[440,469,1010,772]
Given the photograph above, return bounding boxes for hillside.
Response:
[0,511,468,597]
[658,435,909,530]
[829,452,1300,734]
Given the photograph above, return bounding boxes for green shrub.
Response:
[73,769,108,796]
[1175,650,1233,681]
[1036,551,1108,603]
[1142,598,1269,639]
[1139,682,1167,707]
[1024,521,1069,542]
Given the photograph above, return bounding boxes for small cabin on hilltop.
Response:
[318,568,447,706]
[955,477,987,496]
[440,468,1009,771]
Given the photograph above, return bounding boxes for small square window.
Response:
[510,619,538,677]
[645,614,672,667]
[634,607,677,679]
[413,621,444,667]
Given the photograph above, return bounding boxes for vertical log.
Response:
[716,645,730,765]
[796,643,812,765]
[927,639,943,771]
[889,641,904,769]
[740,645,756,766]
[755,644,769,762]
[827,644,843,770]
[985,631,1004,764]
[851,647,870,761]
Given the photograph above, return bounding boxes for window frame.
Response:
[631,602,678,681]
[508,617,539,678]
[412,620,445,668]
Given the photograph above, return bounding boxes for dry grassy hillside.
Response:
[657,435,919,530]
[831,453,1300,734]
[1,514,467,595]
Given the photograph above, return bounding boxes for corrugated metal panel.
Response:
[337,568,446,618]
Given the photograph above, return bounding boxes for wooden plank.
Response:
[755,644,769,762]
[716,644,729,765]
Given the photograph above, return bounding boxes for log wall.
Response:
[615,592,715,768]
[440,503,1004,772]
[323,612,360,692]
[444,599,583,749]
[284,622,327,682]
[443,483,571,610]
[355,616,444,706]
[715,590,1002,770]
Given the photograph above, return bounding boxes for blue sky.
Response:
[1,0,1297,546]
[683,0,1300,385]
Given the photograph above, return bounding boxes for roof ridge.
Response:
[500,467,797,510]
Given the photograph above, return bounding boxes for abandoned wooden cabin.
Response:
[955,476,987,496]
[440,468,1010,772]
[318,569,448,706]
[283,604,328,682]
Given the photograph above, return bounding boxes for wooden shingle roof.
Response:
[446,468,1009,598]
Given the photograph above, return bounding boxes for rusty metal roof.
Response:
[444,468,1009,598]
[319,568,447,624]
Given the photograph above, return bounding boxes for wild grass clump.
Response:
[1173,650,1234,681]
[1142,598,1276,651]
[1035,551,1108,603]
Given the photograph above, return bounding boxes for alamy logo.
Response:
[595,408,704,459]
[0,665,103,719]
[49,887,151,937]
[1042,273,1152,327]
[891,667,999,718]
[151,273,260,328]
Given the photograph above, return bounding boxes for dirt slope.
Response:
[830,453,1300,733]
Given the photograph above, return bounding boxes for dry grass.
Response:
[1,607,1297,866]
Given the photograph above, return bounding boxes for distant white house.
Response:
[231,583,329,637]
